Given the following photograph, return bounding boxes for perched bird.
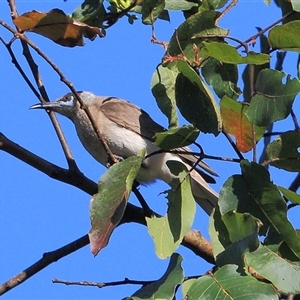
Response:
[31,91,218,214]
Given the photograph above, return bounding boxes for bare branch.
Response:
[52,277,152,288]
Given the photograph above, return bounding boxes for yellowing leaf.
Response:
[13,9,104,47]
[220,96,265,152]
[89,155,143,256]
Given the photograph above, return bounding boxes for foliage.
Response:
[2,0,300,299]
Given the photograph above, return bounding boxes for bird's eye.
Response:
[63,94,73,102]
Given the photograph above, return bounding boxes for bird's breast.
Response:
[72,113,178,184]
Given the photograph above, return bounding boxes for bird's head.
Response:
[30,91,96,119]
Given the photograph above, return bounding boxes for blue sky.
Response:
[1,1,300,299]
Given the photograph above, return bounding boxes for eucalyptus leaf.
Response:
[246,69,300,127]
[89,154,143,256]
[265,131,300,171]
[244,245,300,294]
[128,253,184,300]
[184,265,277,299]
[146,161,196,259]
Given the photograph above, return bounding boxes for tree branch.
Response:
[0,132,215,295]
[52,277,152,288]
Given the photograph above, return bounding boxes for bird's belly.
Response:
[75,123,176,183]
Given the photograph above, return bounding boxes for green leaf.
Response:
[200,42,270,65]
[151,65,179,129]
[220,96,266,153]
[222,212,262,244]
[265,131,300,171]
[184,265,277,299]
[71,0,106,26]
[216,211,260,267]
[242,27,270,102]
[181,279,197,299]
[201,58,241,100]
[278,186,300,205]
[164,0,197,10]
[89,155,143,256]
[146,161,196,259]
[154,125,199,149]
[269,21,300,52]
[274,0,300,23]
[209,206,231,260]
[165,10,228,63]
[200,0,229,10]
[142,0,165,25]
[244,245,300,294]
[175,60,222,135]
[218,175,270,235]
[292,0,300,11]
[246,69,300,127]
[128,253,184,300]
[240,160,300,259]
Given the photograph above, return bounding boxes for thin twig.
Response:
[52,277,153,288]
[104,0,139,29]
[237,11,295,50]
[0,17,117,167]
[217,0,238,21]
[145,149,241,163]
[290,109,300,131]
[289,173,300,193]
[222,127,244,160]
[0,11,78,170]
[133,183,154,218]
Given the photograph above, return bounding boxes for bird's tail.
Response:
[189,167,219,215]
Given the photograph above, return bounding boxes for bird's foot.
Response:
[105,155,124,168]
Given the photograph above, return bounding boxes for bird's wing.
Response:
[100,97,217,181]
[100,97,165,141]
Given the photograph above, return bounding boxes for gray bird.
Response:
[31,91,219,214]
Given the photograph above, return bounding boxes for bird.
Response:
[31,91,219,214]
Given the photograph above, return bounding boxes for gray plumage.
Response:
[31,91,219,214]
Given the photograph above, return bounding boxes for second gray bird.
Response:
[31,91,219,214]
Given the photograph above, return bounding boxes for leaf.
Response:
[220,96,266,152]
[128,253,184,300]
[200,0,229,10]
[218,175,270,236]
[269,21,300,52]
[151,65,179,128]
[71,0,106,27]
[142,0,165,24]
[222,212,262,244]
[181,279,197,299]
[278,186,300,205]
[175,60,222,135]
[201,57,241,101]
[164,0,197,10]
[242,27,270,103]
[274,0,300,24]
[292,0,300,12]
[209,206,231,260]
[215,211,261,267]
[165,10,228,63]
[146,161,196,259]
[246,69,300,127]
[89,155,143,256]
[265,131,300,171]
[154,125,199,149]
[184,265,277,299]
[240,160,300,259]
[200,42,270,65]
[13,9,104,47]
[244,245,300,294]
